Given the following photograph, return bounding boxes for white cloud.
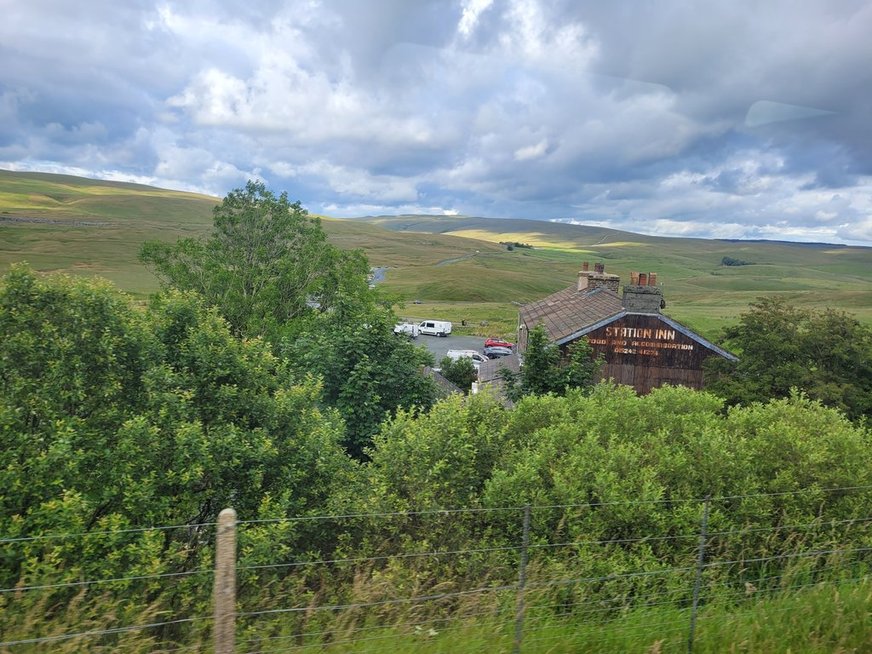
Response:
[319,201,461,218]
[1,1,871,245]
[457,0,494,38]
[514,139,549,161]
[278,160,420,203]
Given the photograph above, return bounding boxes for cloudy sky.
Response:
[2,1,872,245]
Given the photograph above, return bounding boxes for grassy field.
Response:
[361,214,872,337]
[0,170,216,295]
[248,579,872,653]
[2,171,871,339]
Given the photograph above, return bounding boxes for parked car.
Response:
[484,337,514,349]
[393,322,419,338]
[446,349,489,368]
[483,345,513,359]
[418,320,452,336]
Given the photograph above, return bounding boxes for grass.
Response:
[363,214,872,337]
[232,579,871,653]
[2,171,871,338]
[5,576,863,652]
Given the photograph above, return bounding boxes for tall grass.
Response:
[232,579,870,653]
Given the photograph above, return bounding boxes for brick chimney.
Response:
[578,261,620,293]
[622,271,665,313]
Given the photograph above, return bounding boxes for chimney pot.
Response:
[639,272,648,286]
[582,261,589,271]
[594,262,604,273]
[648,272,657,286]
[630,271,640,285]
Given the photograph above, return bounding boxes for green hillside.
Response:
[0,169,217,224]
[2,171,871,339]
[0,170,217,293]
[358,214,872,335]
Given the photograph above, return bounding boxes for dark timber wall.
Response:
[561,314,721,394]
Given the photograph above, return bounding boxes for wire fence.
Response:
[1,485,871,653]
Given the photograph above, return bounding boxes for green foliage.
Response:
[499,241,533,250]
[138,181,438,457]
[502,325,600,400]
[3,264,871,651]
[140,180,370,338]
[721,255,751,266]
[0,267,354,590]
[361,393,509,512]
[282,309,437,459]
[323,384,872,636]
[0,264,155,521]
[705,297,872,420]
[439,355,478,392]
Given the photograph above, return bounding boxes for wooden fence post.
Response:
[214,508,237,654]
[687,497,710,654]
[513,504,532,654]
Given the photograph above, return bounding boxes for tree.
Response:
[0,267,354,576]
[501,325,601,401]
[0,267,358,646]
[439,355,478,392]
[705,297,872,420]
[282,309,437,459]
[140,180,370,338]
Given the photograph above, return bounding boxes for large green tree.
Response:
[0,267,359,647]
[283,309,436,458]
[0,267,353,571]
[140,180,370,338]
[501,325,600,401]
[704,297,872,420]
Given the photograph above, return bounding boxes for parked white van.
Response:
[418,320,452,337]
[445,350,489,367]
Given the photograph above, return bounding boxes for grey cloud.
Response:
[0,0,870,245]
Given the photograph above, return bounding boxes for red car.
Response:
[484,337,514,350]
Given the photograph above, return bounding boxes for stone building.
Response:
[517,262,737,394]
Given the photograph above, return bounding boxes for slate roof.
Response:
[519,285,738,362]
[519,286,624,343]
[478,352,521,383]
[422,365,463,397]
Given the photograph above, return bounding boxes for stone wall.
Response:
[621,285,664,312]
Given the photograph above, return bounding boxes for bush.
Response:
[440,355,478,392]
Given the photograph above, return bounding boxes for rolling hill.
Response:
[2,170,870,338]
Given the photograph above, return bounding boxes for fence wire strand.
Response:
[0,567,213,595]
[0,521,217,545]
[3,486,871,651]
[0,616,210,648]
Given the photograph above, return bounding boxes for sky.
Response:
[2,1,872,246]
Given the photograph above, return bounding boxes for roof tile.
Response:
[520,286,623,342]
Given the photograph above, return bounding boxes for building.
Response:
[518,262,737,394]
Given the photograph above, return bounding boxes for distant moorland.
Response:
[2,169,871,340]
